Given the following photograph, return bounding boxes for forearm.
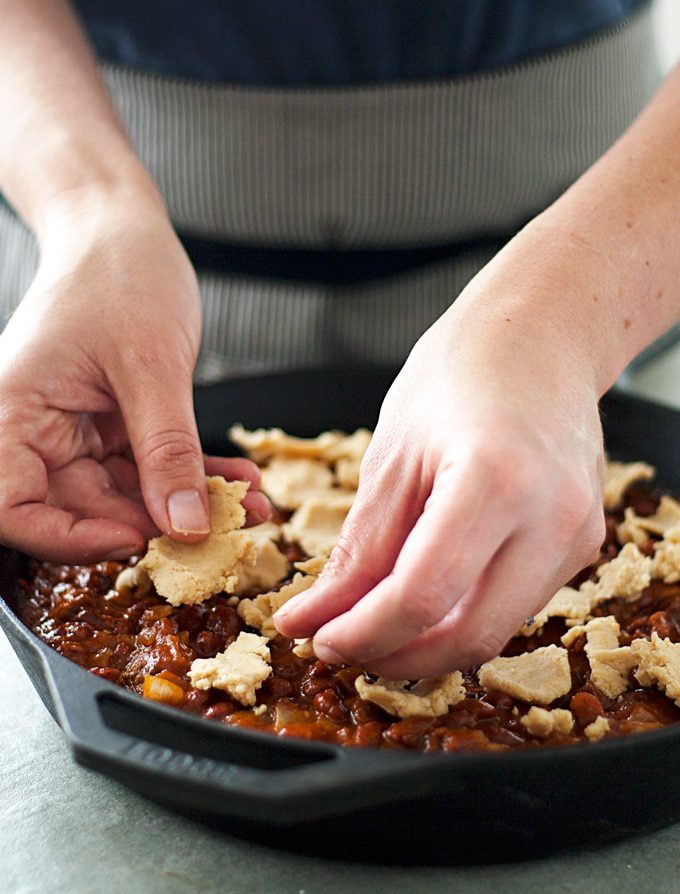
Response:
[448,61,680,397]
[0,0,160,239]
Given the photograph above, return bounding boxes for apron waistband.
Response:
[102,3,658,250]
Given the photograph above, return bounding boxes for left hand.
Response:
[275,236,608,678]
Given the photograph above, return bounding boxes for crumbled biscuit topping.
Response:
[140,532,254,607]
[632,632,680,706]
[588,647,637,699]
[587,542,652,602]
[282,493,355,557]
[188,632,272,706]
[229,424,345,463]
[237,571,318,638]
[205,476,248,533]
[520,706,574,738]
[520,586,593,635]
[260,457,335,510]
[292,638,316,659]
[651,526,680,583]
[584,716,611,741]
[325,428,372,489]
[294,555,327,576]
[478,645,572,705]
[603,460,654,511]
[521,544,651,636]
[617,496,680,547]
[139,478,254,607]
[232,522,289,595]
[230,424,371,492]
[562,617,635,698]
[355,672,465,718]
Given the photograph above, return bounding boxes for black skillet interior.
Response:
[3,367,680,865]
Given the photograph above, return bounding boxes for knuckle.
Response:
[476,445,533,507]
[394,582,450,632]
[575,512,607,563]
[139,429,202,475]
[324,537,382,592]
[552,481,598,543]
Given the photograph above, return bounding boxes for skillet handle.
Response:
[43,648,415,824]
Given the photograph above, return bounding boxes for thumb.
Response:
[116,362,209,540]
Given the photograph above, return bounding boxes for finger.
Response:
[113,358,211,541]
[241,490,272,526]
[102,455,143,500]
[95,411,131,456]
[274,449,426,638]
[364,507,605,679]
[1,501,146,563]
[309,464,515,665]
[204,454,270,524]
[0,433,147,562]
[204,455,261,490]
[47,458,159,540]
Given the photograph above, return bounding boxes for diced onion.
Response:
[143,674,185,706]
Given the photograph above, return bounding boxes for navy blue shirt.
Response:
[74,0,648,87]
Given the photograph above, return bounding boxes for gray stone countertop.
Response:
[3,627,680,894]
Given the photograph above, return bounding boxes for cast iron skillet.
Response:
[2,368,680,866]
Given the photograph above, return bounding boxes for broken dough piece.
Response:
[205,476,249,533]
[632,632,680,706]
[617,496,680,547]
[283,492,355,557]
[292,638,316,659]
[651,526,680,583]
[562,617,635,698]
[478,645,572,705]
[355,672,465,719]
[237,571,317,638]
[520,706,574,738]
[139,478,253,606]
[603,460,654,511]
[294,555,327,576]
[232,522,289,595]
[140,531,254,607]
[584,716,611,741]
[189,632,271,706]
[326,429,372,490]
[520,586,593,636]
[520,544,651,636]
[588,647,637,699]
[229,424,344,463]
[260,457,335,510]
[586,542,651,603]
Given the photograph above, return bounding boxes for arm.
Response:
[276,62,680,677]
[0,0,268,560]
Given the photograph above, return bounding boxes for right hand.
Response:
[0,187,268,562]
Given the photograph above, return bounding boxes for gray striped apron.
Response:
[0,5,660,383]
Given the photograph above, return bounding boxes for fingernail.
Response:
[313,643,344,665]
[167,489,209,534]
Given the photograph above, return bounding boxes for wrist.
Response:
[32,159,166,248]
[455,214,644,396]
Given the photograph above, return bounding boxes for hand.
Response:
[275,241,607,677]
[0,189,268,562]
